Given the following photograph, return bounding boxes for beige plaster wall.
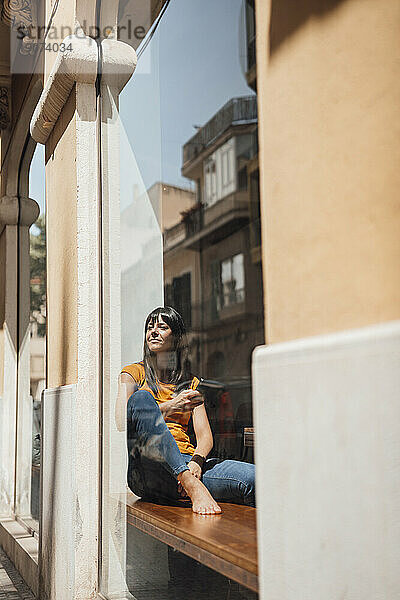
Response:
[160,185,195,232]
[256,0,400,343]
[45,90,78,387]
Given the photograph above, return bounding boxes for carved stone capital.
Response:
[0,195,40,226]
[0,85,10,129]
[31,34,137,144]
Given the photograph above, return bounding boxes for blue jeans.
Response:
[127,390,255,507]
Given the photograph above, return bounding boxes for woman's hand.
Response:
[162,389,203,417]
[188,461,202,479]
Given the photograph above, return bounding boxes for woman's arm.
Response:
[116,372,138,432]
[189,403,214,478]
[160,389,203,418]
[117,374,202,430]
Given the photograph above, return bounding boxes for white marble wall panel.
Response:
[253,321,400,600]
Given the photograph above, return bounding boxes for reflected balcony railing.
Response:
[163,192,249,253]
[182,96,258,167]
[163,220,186,251]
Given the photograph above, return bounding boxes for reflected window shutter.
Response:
[181,272,192,328]
[211,260,221,317]
[165,283,173,307]
[171,273,192,328]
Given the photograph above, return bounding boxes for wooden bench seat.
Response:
[125,494,258,592]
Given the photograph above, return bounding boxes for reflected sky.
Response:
[120,0,253,190]
[30,143,45,217]
[30,0,254,216]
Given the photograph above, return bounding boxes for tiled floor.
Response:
[0,548,34,600]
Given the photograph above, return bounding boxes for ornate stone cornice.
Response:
[1,0,37,55]
[31,34,137,144]
[0,85,10,129]
[30,34,98,144]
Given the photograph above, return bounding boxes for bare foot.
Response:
[178,471,221,515]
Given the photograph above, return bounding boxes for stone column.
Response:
[31,34,136,599]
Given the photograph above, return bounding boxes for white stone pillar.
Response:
[31,34,136,599]
[32,35,99,600]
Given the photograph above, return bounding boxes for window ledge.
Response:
[0,518,38,597]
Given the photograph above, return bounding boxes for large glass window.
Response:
[99,1,262,598]
[8,139,46,536]
[29,144,46,527]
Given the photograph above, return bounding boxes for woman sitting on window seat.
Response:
[117,306,255,515]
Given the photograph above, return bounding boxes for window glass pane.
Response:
[221,257,231,285]
[232,253,245,292]
[221,254,245,307]
[100,1,262,597]
[10,141,45,534]
[222,151,228,186]
[29,144,46,528]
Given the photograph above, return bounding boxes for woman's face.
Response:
[146,316,174,354]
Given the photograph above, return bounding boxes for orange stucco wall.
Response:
[256,0,400,343]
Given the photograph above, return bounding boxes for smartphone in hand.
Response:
[175,378,224,395]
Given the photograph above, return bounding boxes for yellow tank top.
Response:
[121,362,198,455]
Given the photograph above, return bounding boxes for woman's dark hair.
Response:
[143,306,188,393]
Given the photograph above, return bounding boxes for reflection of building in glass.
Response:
[245,0,256,90]
[29,217,46,402]
[120,182,195,365]
[163,93,264,457]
